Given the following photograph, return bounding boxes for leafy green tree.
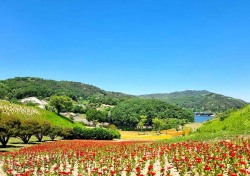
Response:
[61,127,73,139]
[152,118,164,134]
[0,115,21,147]
[35,120,51,142]
[48,126,62,141]
[49,95,73,114]
[137,115,147,133]
[0,83,8,99]
[18,119,40,144]
[72,104,86,113]
[86,109,106,125]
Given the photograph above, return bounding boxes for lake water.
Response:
[194,115,213,123]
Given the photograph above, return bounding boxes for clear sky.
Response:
[0,1,250,102]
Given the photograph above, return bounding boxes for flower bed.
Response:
[0,138,250,175]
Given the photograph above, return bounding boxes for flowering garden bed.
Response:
[0,138,250,175]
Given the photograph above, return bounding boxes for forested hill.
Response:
[0,77,133,105]
[140,90,248,113]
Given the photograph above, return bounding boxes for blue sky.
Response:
[0,1,250,101]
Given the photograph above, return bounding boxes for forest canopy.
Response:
[111,98,194,127]
[0,77,132,105]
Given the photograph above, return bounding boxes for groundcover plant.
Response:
[0,138,250,176]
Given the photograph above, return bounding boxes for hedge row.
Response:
[65,127,121,140]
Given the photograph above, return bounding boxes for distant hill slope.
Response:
[140,90,248,113]
[0,77,133,105]
[0,100,83,128]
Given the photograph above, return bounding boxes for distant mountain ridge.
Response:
[0,77,247,113]
[0,77,133,105]
[140,90,248,113]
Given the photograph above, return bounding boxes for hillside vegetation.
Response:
[0,77,132,105]
[140,90,247,113]
[167,105,250,142]
[0,100,83,128]
[111,98,194,127]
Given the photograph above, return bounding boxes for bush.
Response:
[109,129,121,139]
[90,128,113,140]
[71,127,121,140]
[72,127,84,139]
[109,124,117,130]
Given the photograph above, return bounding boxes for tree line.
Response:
[0,111,120,147]
[0,113,64,147]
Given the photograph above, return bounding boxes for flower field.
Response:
[1,138,250,176]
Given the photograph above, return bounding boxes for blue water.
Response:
[194,115,213,123]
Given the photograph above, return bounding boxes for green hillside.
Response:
[167,105,250,142]
[197,105,250,134]
[0,100,83,128]
[140,90,247,113]
[0,77,133,105]
[111,98,194,127]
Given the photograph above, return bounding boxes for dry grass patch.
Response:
[120,131,172,141]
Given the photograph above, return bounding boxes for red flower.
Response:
[229,173,237,176]
[136,166,141,172]
[110,170,116,175]
[148,164,153,169]
[239,168,247,174]
[204,165,212,171]
[6,169,13,173]
[160,168,165,172]
[229,151,236,157]
[219,163,225,168]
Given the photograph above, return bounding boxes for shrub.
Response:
[80,128,93,139]
[71,127,121,140]
[109,129,121,139]
[72,127,84,139]
[109,124,117,130]
[90,128,113,140]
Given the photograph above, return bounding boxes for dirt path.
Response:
[0,161,6,176]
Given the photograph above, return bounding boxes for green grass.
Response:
[164,105,250,143]
[0,100,84,128]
